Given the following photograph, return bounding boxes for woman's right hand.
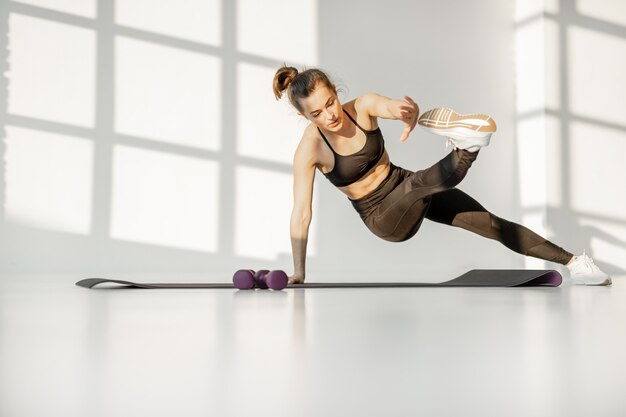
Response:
[288,274,305,285]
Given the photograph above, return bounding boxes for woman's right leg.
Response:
[424,188,574,265]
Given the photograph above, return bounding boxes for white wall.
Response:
[514,0,626,279]
[0,0,623,281]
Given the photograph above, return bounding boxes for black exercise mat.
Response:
[76,269,562,289]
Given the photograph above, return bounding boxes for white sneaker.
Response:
[567,250,612,286]
[418,107,496,152]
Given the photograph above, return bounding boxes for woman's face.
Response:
[297,84,343,131]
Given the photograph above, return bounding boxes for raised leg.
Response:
[409,148,479,192]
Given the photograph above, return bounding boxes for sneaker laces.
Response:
[578,250,600,272]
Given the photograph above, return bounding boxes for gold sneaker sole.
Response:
[418,107,497,138]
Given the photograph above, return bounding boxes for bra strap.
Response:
[317,127,336,153]
[342,108,367,133]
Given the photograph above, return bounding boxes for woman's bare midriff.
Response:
[333,152,391,200]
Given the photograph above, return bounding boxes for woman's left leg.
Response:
[425,188,574,265]
[361,148,479,242]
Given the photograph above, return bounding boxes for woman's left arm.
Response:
[357,92,419,142]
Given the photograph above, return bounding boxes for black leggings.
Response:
[348,148,573,265]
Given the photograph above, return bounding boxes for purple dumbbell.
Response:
[254,269,270,289]
[232,269,256,289]
[264,270,289,291]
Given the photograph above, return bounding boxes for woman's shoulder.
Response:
[345,96,379,131]
[304,122,322,140]
[299,124,324,160]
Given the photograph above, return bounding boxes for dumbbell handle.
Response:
[254,270,270,289]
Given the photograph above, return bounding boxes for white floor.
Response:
[1,273,625,417]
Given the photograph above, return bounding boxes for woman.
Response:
[272,65,611,286]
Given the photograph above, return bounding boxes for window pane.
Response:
[115,36,221,150]
[4,126,93,235]
[111,145,220,252]
[8,13,95,127]
[115,0,222,45]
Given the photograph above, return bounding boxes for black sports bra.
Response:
[318,108,385,187]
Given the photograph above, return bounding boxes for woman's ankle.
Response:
[566,255,577,267]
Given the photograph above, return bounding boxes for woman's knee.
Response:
[369,200,429,242]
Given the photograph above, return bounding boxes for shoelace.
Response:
[578,250,600,272]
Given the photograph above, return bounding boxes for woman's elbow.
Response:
[291,209,312,223]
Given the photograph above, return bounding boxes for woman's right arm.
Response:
[289,133,317,283]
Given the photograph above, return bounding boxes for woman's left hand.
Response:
[398,96,419,142]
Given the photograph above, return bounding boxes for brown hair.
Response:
[272,64,344,114]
